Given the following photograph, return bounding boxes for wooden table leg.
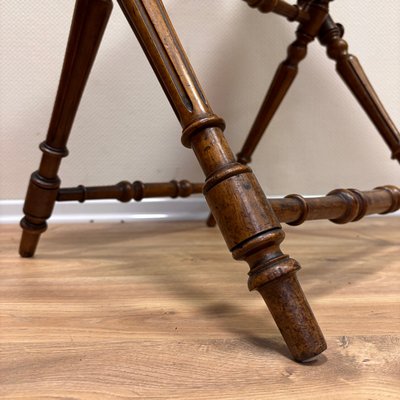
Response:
[237,1,331,166]
[117,0,326,361]
[319,16,400,163]
[206,0,332,227]
[19,0,113,257]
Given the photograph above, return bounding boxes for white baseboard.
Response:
[0,197,209,224]
[1,197,398,224]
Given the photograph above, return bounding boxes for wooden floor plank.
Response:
[1,218,399,399]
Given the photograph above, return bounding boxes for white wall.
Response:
[1,0,399,200]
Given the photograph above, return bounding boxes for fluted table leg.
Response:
[19,0,113,257]
[319,16,400,163]
[117,0,326,361]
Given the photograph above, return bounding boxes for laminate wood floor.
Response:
[1,218,399,399]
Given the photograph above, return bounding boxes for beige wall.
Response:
[1,0,399,200]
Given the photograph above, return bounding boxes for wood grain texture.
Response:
[1,218,399,399]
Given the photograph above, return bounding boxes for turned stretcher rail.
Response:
[57,180,203,202]
[57,183,400,225]
[271,185,400,225]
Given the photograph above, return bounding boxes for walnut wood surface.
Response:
[2,218,400,398]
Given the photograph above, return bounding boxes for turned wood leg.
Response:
[117,0,326,361]
[19,0,113,257]
[319,16,400,163]
[206,0,332,228]
[237,0,332,166]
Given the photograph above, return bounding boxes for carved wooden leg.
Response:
[237,0,332,166]
[19,0,113,257]
[206,0,332,227]
[319,16,400,163]
[117,0,326,361]
[237,1,329,165]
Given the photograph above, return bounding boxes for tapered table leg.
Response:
[237,0,332,165]
[117,0,326,361]
[319,16,400,163]
[19,0,113,257]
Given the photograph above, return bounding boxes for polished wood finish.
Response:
[116,0,325,361]
[3,218,400,398]
[57,180,203,202]
[19,0,113,257]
